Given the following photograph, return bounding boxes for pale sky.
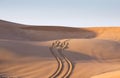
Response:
[0,0,120,27]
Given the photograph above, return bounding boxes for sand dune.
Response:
[87,27,120,41]
[91,70,120,78]
[0,20,120,78]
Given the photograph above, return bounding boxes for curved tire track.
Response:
[58,49,74,78]
[49,47,63,78]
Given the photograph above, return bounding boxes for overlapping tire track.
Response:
[49,40,74,78]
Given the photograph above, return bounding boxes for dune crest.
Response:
[0,20,120,78]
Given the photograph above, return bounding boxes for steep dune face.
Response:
[21,27,120,42]
[20,26,96,41]
[0,20,28,40]
[0,20,120,78]
[0,20,97,41]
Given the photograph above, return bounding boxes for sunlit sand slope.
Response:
[0,20,120,78]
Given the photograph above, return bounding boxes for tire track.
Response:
[58,49,74,78]
[49,47,63,78]
[49,40,74,78]
[61,40,74,78]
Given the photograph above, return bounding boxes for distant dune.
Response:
[0,20,120,78]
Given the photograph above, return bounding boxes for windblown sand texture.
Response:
[0,20,120,78]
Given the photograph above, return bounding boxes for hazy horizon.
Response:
[0,0,120,27]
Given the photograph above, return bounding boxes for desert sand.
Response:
[0,20,120,78]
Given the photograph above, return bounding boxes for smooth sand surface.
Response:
[0,20,120,78]
[91,70,120,78]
